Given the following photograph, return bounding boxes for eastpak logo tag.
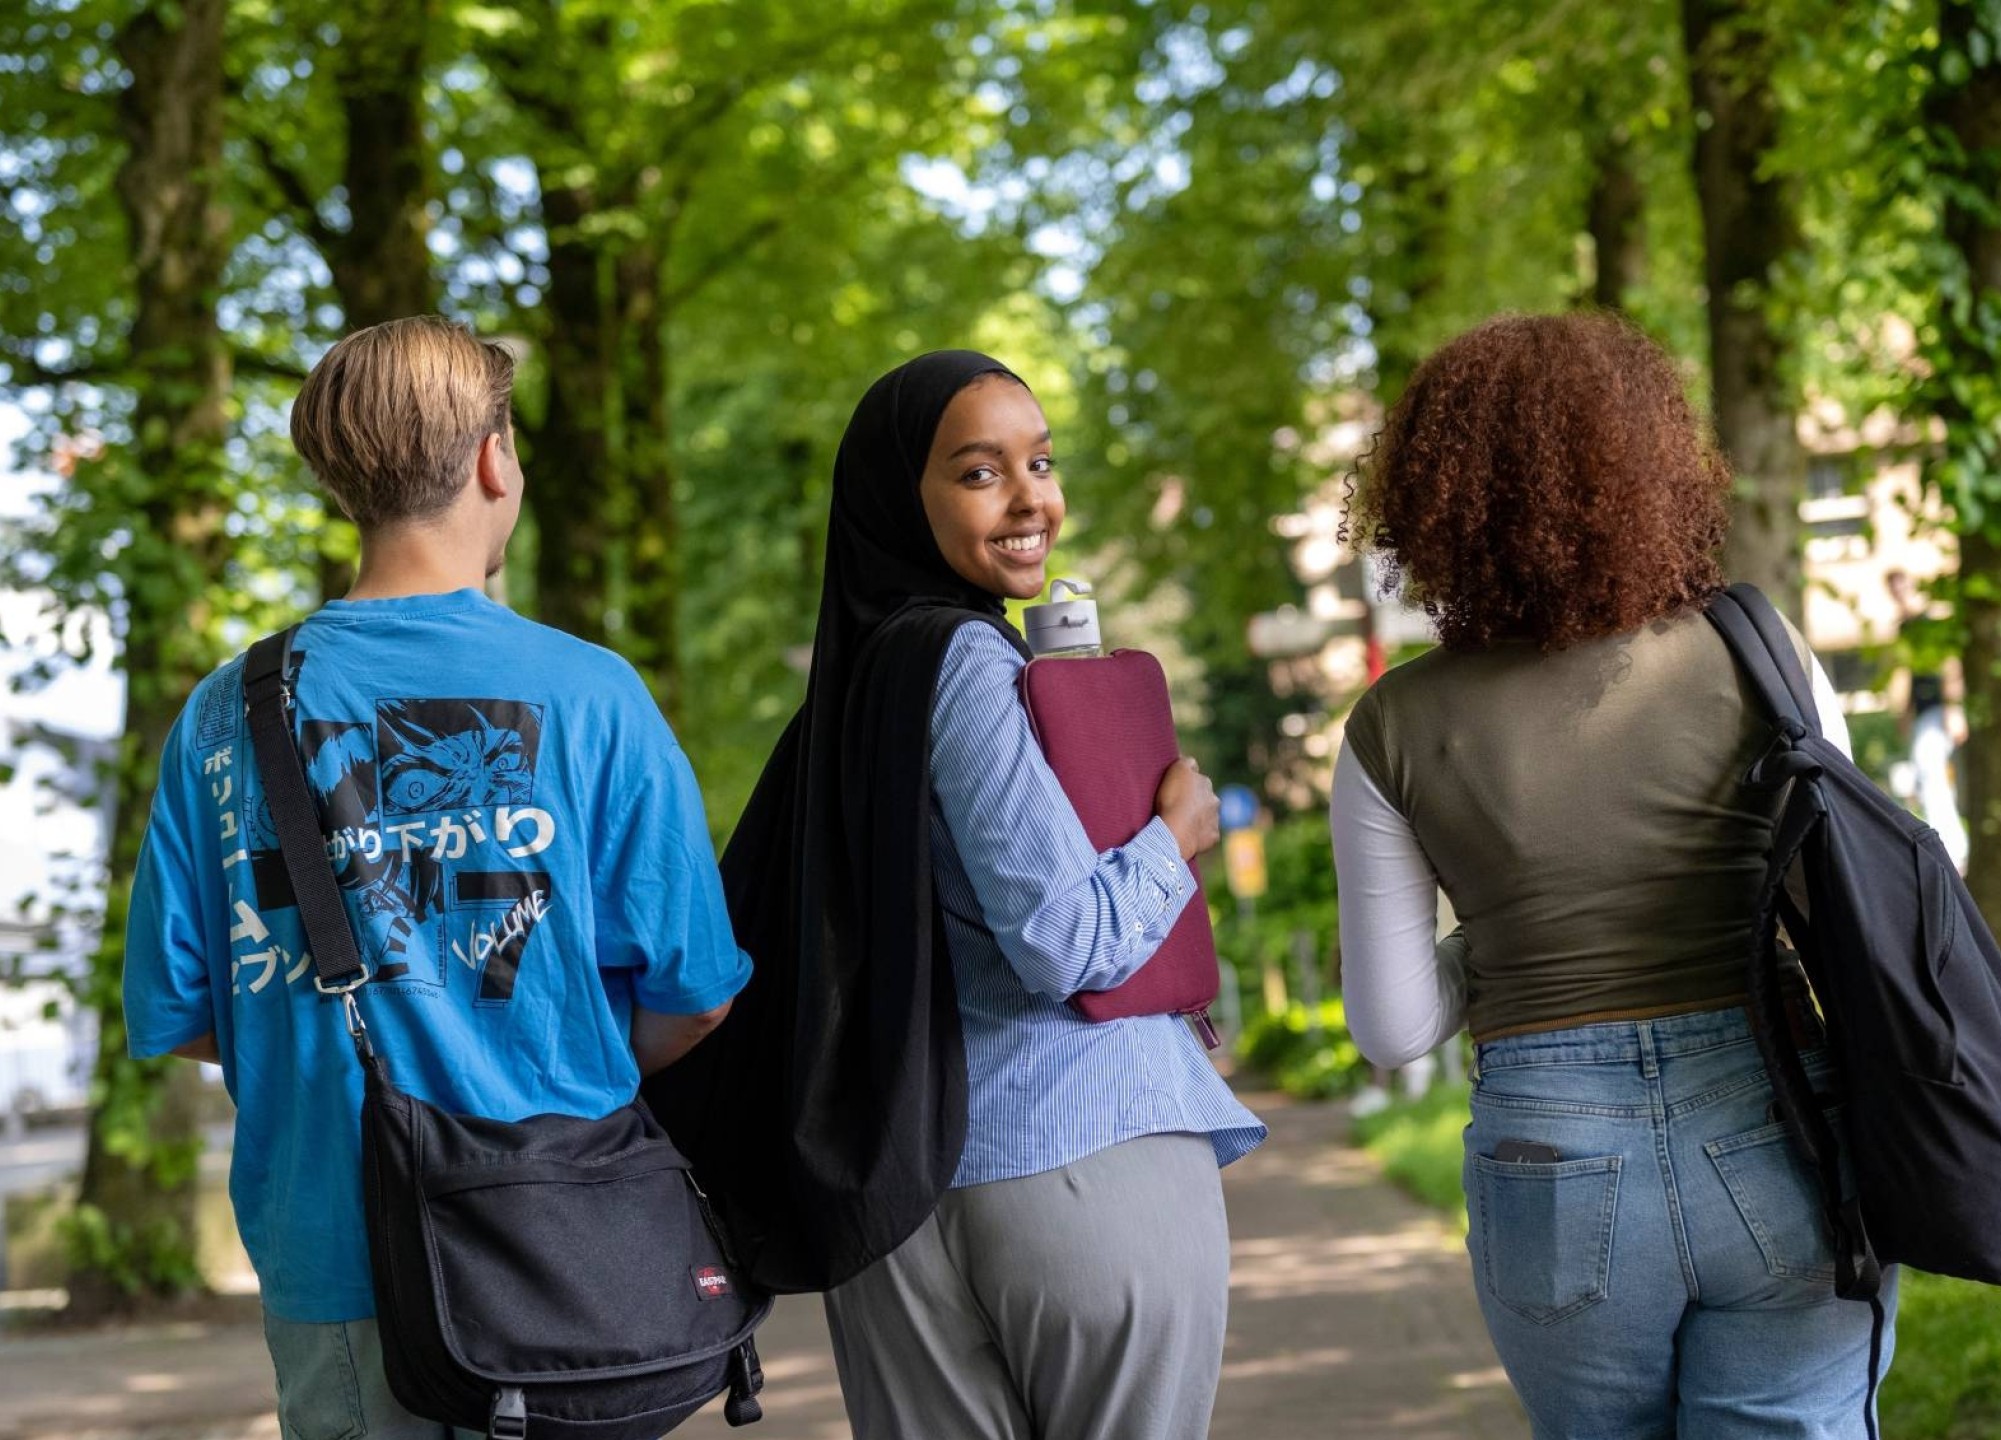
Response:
[691,1265,733,1301]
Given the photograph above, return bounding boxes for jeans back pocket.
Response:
[1469,1153,1622,1326]
[1705,1119,1838,1284]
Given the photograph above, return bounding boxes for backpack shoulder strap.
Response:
[1705,584,1823,738]
[1746,782,1884,1303]
[1702,591,1883,1300]
[242,627,368,992]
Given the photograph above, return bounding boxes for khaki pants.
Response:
[823,1133,1231,1440]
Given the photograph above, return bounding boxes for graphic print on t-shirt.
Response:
[220,673,559,1005]
[301,716,447,985]
[376,698,542,813]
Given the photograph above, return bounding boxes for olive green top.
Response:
[1343,610,1803,1040]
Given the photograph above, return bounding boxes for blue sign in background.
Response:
[1218,784,1259,833]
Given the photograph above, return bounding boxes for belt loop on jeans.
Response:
[1636,1022,1660,1079]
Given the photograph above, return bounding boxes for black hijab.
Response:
[646,350,1032,1292]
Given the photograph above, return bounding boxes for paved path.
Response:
[0,1094,1524,1439]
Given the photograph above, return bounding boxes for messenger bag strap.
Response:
[242,629,376,1053]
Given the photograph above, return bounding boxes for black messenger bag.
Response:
[243,628,771,1440]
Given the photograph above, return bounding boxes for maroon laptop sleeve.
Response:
[1018,649,1220,1044]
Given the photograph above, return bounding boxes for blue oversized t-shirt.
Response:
[123,590,751,1322]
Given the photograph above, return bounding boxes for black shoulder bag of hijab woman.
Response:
[242,628,769,1440]
[644,351,1032,1294]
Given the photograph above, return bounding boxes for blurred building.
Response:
[0,588,119,1123]
[1795,402,1952,707]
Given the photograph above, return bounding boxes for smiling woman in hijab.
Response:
[649,351,1266,1439]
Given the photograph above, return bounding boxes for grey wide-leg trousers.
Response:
[822,1132,1231,1440]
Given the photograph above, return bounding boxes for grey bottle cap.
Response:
[1023,577,1101,655]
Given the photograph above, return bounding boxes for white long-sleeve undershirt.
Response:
[1330,655,1852,1069]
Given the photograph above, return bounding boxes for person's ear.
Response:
[474,432,513,500]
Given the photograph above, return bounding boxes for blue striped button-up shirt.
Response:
[931,622,1268,1187]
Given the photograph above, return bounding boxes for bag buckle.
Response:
[313,967,373,1051]
[489,1386,528,1440]
[313,964,371,998]
[723,1342,764,1426]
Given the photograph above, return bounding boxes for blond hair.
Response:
[291,316,516,529]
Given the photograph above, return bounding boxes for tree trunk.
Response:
[620,243,681,723]
[1683,0,1805,619]
[1586,126,1645,310]
[484,6,625,648]
[1928,2,2001,916]
[69,0,233,1320]
[523,180,617,646]
[1367,149,1450,408]
[314,0,438,601]
[326,0,437,326]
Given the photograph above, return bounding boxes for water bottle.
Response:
[1023,577,1102,658]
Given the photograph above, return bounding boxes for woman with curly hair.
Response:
[1332,312,1895,1438]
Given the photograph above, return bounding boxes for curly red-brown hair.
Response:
[1345,312,1731,651]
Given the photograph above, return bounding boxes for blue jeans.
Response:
[1464,1007,1896,1439]
[263,1312,475,1440]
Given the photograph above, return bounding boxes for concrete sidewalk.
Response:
[0,1094,1524,1439]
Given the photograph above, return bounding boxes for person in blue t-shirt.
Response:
[123,316,751,1440]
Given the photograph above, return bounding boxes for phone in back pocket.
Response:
[1493,1138,1562,1165]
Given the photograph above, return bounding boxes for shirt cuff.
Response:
[632,947,753,1017]
[1125,816,1196,934]
[128,1018,216,1061]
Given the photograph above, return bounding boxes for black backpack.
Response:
[1707,585,2001,1297]
[244,628,772,1440]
